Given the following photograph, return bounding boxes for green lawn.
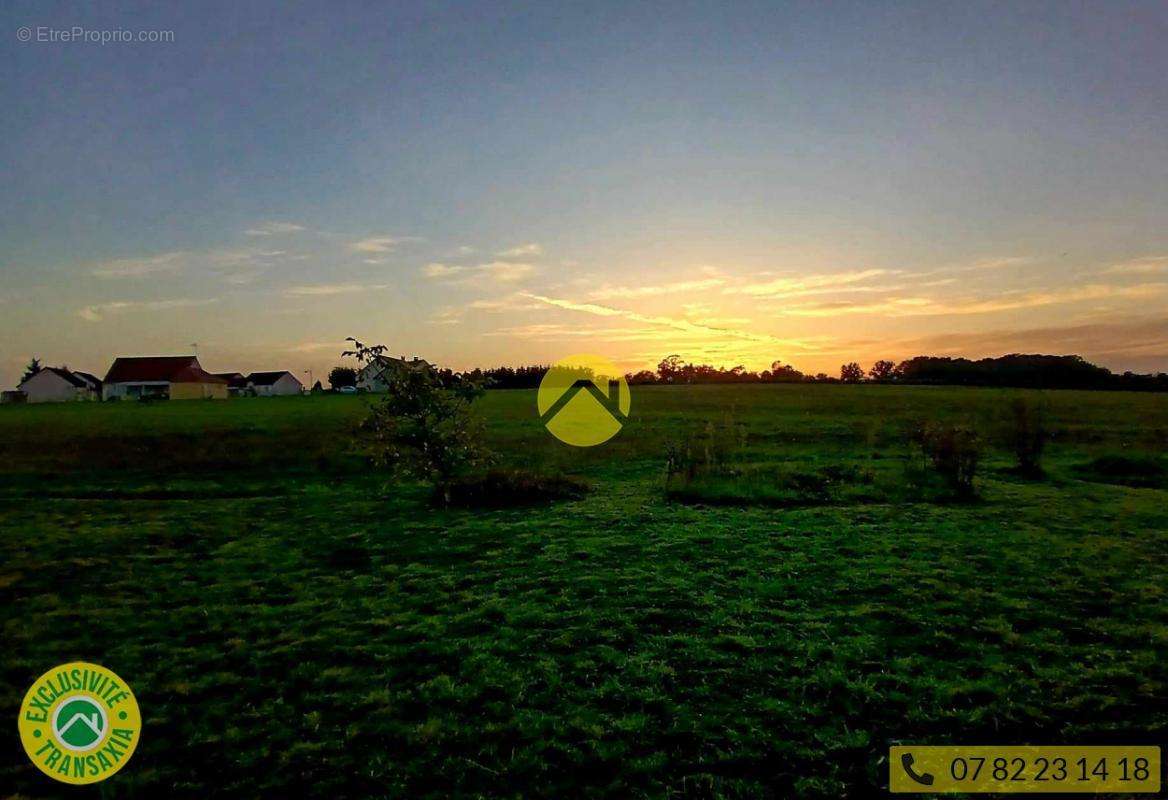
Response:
[1,386,1166,798]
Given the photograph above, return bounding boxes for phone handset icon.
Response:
[901,753,935,786]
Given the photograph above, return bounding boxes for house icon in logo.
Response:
[537,355,631,447]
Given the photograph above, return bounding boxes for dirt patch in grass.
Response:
[666,463,884,508]
[1073,454,1166,488]
[441,469,591,508]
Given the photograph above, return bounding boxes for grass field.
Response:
[2,386,1167,798]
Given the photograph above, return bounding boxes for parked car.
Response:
[338,385,358,395]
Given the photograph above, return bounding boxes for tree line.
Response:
[326,353,1167,392]
[648,353,1167,390]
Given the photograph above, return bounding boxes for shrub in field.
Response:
[664,411,746,481]
[345,338,489,504]
[1005,396,1047,476]
[911,421,981,497]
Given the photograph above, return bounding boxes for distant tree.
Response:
[840,362,864,383]
[657,355,684,383]
[769,360,805,383]
[311,380,324,393]
[328,366,357,389]
[20,358,41,384]
[869,359,897,383]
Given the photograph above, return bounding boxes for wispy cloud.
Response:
[778,282,1168,317]
[522,292,828,350]
[212,248,286,265]
[283,283,389,296]
[465,294,548,312]
[422,263,465,279]
[910,255,1036,278]
[244,221,305,236]
[78,297,218,322]
[350,236,404,254]
[1102,255,1168,275]
[423,261,536,284]
[91,251,187,278]
[478,261,535,283]
[484,323,667,341]
[287,341,345,353]
[589,278,725,300]
[965,256,1033,270]
[428,307,463,325]
[497,242,543,258]
[726,268,892,298]
[91,247,296,282]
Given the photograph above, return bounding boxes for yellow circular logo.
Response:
[18,662,141,785]
[537,354,631,446]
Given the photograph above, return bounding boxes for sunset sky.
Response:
[3,1,1167,388]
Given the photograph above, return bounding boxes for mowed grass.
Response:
[1,386,1167,798]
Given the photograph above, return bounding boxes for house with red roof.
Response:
[102,356,228,401]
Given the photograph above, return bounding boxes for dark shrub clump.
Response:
[911,421,981,497]
[1005,396,1048,476]
[441,469,590,508]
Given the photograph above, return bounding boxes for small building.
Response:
[103,356,228,401]
[246,371,304,397]
[1,390,27,404]
[18,367,102,403]
[357,355,433,392]
[214,373,249,397]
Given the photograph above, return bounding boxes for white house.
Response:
[356,355,433,392]
[247,371,304,396]
[18,367,101,403]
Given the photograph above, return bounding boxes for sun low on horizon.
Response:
[3,2,1166,388]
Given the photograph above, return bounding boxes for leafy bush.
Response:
[911,421,981,497]
[442,469,590,508]
[346,338,490,503]
[1005,396,1047,476]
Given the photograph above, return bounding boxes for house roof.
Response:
[214,372,249,388]
[247,370,300,386]
[21,366,100,390]
[358,355,433,380]
[72,371,102,389]
[43,367,89,388]
[104,356,227,384]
